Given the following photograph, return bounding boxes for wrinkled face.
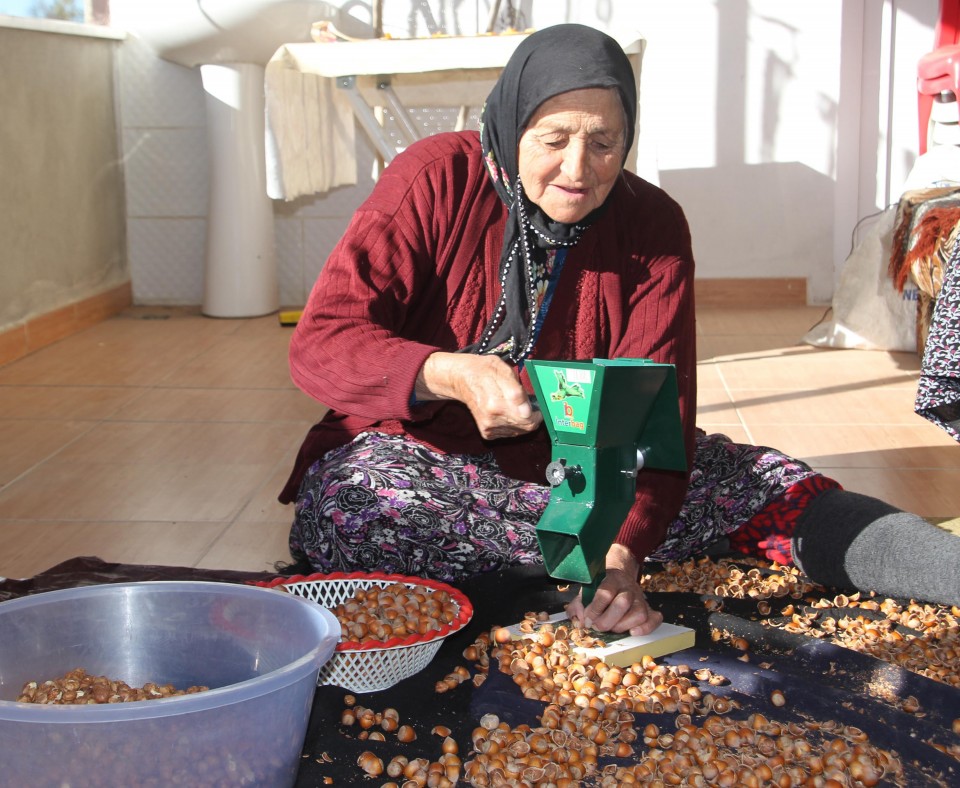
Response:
[517,87,627,224]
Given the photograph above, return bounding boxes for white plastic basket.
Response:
[255,572,473,693]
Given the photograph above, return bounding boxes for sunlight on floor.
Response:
[0,305,957,579]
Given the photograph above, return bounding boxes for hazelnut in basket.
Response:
[334,582,460,643]
[256,572,473,693]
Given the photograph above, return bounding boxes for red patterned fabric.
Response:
[728,475,843,565]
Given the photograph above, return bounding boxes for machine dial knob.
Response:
[546,459,582,488]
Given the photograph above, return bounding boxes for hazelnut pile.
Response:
[481,616,732,712]
[8,670,302,787]
[465,710,902,787]
[339,607,960,785]
[16,668,209,705]
[643,556,960,692]
[450,620,907,787]
[645,556,818,599]
[340,696,418,744]
[332,582,460,644]
[337,560,958,786]
[339,697,462,786]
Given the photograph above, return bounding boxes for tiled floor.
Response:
[1,304,958,580]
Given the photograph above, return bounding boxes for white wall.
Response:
[534,0,937,304]
[858,1,940,217]
[110,0,938,308]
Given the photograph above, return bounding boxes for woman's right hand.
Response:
[415,352,542,439]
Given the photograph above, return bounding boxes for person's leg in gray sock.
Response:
[791,488,960,606]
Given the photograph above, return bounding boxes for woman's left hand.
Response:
[564,543,662,636]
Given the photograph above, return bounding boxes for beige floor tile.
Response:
[0,385,141,420]
[695,387,741,425]
[235,451,301,523]
[698,334,815,361]
[54,421,306,466]
[195,520,294,573]
[0,314,238,387]
[745,424,960,470]
[111,387,328,424]
[0,460,275,522]
[0,520,228,579]
[695,360,728,389]
[713,346,920,391]
[229,314,291,339]
[822,468,960,518]
[696,342,722,362]
[732,386,923,426]
[160,324,295,389]
[111,307,243,337]
[0,420,94,487]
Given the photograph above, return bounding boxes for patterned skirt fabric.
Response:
[646,432,833,563]
[916,237,960,442]
[290,431,832,583]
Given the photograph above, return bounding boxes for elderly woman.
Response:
[281,24,960,633]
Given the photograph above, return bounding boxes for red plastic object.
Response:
[253,570,474,651]
[918,1,960,154]
[918,45,960,153]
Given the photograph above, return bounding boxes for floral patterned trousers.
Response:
[289,431,836,583]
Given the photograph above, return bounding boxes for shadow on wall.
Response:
[636,0,847,305]
[659,161,835,301]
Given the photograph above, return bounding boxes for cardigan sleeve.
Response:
[608,187,698,563]
[288,137,482,423]
[289,215,436,422]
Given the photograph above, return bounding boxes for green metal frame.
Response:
[527,358,686,602]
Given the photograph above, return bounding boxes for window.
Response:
[0,0,109,25]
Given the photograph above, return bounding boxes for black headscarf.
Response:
[463,24,638,362]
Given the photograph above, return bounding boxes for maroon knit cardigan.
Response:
[281,131,697,563]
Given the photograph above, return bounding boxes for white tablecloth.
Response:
[265,33,645,200]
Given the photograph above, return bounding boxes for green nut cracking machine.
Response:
[527,358,687,604]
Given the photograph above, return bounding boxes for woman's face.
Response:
[517,87,626,224]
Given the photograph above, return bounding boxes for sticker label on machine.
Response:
[536,366,595,434]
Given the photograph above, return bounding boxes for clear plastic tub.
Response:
[0,581,340,787]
